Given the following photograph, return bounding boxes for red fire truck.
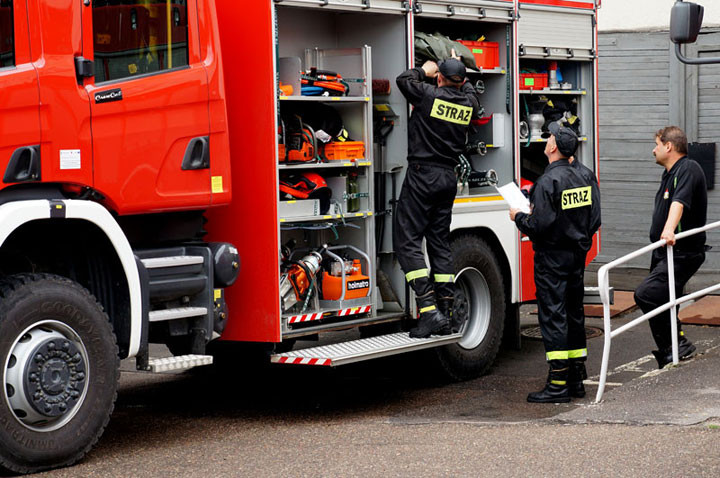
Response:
[0,0,600,473]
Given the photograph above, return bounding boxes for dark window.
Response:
[92,1,189,82]
[0,0,14,68]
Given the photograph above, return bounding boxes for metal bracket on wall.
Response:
[413,1,422,14]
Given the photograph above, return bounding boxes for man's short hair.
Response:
[656,126,688,155]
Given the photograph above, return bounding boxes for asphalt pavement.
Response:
[33,304,720,478]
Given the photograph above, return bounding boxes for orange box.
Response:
[322,269,370,300]
[520,73,548,90]
[458,40,500,70]
[323,141,365,161]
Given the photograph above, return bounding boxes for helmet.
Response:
[279,172,332,214]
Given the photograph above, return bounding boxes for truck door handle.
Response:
[181,136,209,170]
[4,145,41,183]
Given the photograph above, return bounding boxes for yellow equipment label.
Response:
[561,186,592,210]
[430,99,473,125]
[212,176,223,193]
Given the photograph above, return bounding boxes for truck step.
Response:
[148,354,213,373]
[149,307,208,322]
[141,255,204,269]
[271,331,462,367]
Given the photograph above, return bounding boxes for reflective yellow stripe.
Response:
[406,269,429,282]
[434,274,455,283]
[680,331,684,336]
[568,348,588,359]
[454,195,503,204]
[550,380,567,386]
[546,351,569,361]
[420,305,436,314]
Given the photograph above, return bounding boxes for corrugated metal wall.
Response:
[597,32,672,268]
[694,44,720,273]
[597,30,720,284]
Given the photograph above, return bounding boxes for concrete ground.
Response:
[34,300,720,478]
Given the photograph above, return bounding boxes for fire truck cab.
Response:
[0,0,599,473]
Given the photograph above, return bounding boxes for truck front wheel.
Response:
[0,274,119,474]
[433,235,506,381]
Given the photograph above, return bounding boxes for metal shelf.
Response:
[524,136,589,143]
[278,161,371,170]
[519,89,587,95]
[279,95,370,103]
[466,67,506,75]
[282,296,373,321]
[279,210,374,224]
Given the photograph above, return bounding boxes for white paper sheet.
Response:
[496,182,531,214]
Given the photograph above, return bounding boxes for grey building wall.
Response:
[597,29,720,289]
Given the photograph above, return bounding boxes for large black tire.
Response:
[0,274,119,474]
[433,235,506,381]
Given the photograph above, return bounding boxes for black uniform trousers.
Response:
[534,248,588,360]
[394,162,457,299]
[634,249,705,351]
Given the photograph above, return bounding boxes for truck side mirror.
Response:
[670,1,704,44]
[671,2,720,64]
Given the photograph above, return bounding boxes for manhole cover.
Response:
[521,326,604,340]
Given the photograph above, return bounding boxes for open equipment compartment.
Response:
[275,4,411,336]
[517,52,596,185]
[413,6,515,196]
[517,0,597,185]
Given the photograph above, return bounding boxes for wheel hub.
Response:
[455,267,492,350]
[5,321,90,431]
[25,339,86,417]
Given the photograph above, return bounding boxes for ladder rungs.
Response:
[141,256,204,269]
[148,355,213,372]
[149,307,208,322]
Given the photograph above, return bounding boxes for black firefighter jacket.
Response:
[515,159,601,253]
[396,67,481,169]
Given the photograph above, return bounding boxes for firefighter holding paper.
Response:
[510,123,601,403]
[395,52,480,339]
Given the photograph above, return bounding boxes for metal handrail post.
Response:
[595,265,612,403]
[667,245,679,365]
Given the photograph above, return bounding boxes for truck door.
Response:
[86,1,211,215]
[0,0,40,188]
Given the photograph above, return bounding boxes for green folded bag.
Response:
[414,31,478,71]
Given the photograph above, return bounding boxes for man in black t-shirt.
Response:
[634,126,707,369]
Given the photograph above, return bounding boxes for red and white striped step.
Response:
[287,305,371,324]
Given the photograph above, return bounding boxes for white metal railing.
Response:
[595,220,720,403]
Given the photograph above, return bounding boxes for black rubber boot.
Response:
[410,293,451,339]
[527,360,571,403]
[568,359,587,398]
[652,336,697,369]
[438,297,460,333]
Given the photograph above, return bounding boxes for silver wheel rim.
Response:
[3,320,90,432]
[455,267,492,350]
